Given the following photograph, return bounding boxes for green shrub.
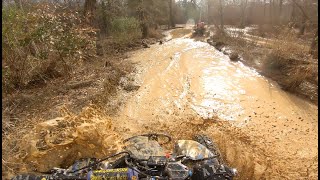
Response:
[111,17,142,44]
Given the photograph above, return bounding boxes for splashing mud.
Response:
[19,106,124,172]
[16,30,318,180]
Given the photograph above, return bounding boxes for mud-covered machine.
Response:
[12,133,237,180]
[193,22,206,36]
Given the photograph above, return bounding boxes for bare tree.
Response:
[292,0,310,36]
[269,0,274,24]
[240,0,248,28]
[84,0,97,21]
[138,5,148,38]
[310,28,318,58]
[290,0,296,23]
[218,0,224,30]
[272,0,275,23]
[84,0,96,14]
[207,0,211,24]
[264,0,266,23]
[169,0,175,28]
[278,0,283,24]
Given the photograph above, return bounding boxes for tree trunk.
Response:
[138,2,149,38]
[310,29,318,59]
[207,0,211,24]
[141,23,149,38]
[290,1,296,23]
[298,20,306,36]
[84,0,97,24]
[84,0,97,15]
[240,0,248,28]
[292,0,310,36]
[272,0,275,25]
[248,0,254,25]
[218,0,224,30]
[264,0,266,24]
[269,0,273,25]
[279,0,283,24]
[169,0,175,28]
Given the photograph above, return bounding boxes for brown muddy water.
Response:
[17,30,318,180]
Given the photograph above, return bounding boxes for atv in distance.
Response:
[193,22,206,37]
[12,133,237,180]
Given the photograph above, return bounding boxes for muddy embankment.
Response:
[6,29,318,180]
[206,26,318,105]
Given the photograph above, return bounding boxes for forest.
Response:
[2,0,318,180]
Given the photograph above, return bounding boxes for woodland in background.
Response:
[2,0,319,178]
[2,0,318,100]
[2,0,174,95]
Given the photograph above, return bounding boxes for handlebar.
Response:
[12,150,235,180]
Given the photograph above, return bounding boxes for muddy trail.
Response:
[12,29,318,180]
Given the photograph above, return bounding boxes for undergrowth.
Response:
[2,3,97,94]
[262,28,317,89]
[111,17,142,45]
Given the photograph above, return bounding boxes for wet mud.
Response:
[16,29,318,180]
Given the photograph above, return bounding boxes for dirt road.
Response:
[17,29,318,180]
[114,31,318,179]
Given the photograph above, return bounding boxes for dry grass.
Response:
[267,29,310,59]
[2,114,40,178]
[285,64,318,89]
[225,26,316,91]
[261,28,317,90]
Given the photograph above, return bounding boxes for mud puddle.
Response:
[15,29,318,180]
